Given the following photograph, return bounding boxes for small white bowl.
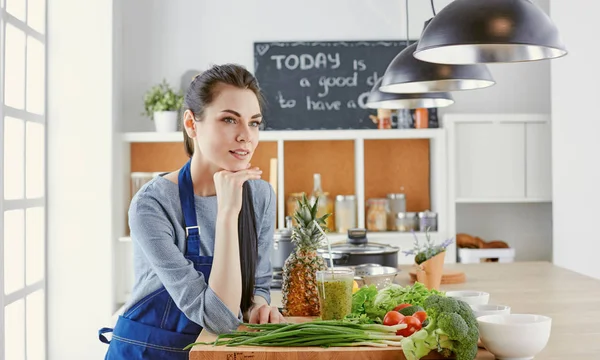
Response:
[470,304,511,318]
[478,314,552,360]
[446,290,490,305]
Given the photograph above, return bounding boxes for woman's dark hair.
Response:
[183,64,264,314]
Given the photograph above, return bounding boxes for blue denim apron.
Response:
[99,160,212,359]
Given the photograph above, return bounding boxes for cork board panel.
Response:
[130,141,278,183]
[364,139,430,212]
[284,140,355,201]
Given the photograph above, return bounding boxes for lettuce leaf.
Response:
[348,282,445,322]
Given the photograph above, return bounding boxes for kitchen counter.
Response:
[191,262,600,359]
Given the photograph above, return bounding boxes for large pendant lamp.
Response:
[380,42,495,93]
[366,78,454,109]
[380,0,494,94]
[413,0,567,64]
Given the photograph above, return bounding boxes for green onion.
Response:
[183,320,407,350]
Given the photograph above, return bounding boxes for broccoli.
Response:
[400,329,437,360]
[401,295,479,360]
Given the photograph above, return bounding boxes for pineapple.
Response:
[281,194,330,316]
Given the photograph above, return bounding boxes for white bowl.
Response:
[446,290,490,305]
[478,314,552,360]
[470,304,511,318]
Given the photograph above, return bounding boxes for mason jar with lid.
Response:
[366,198,389,232]
[335,195,357,233]
[395,212,418,232]
[386,193,406,230]
[418,210,438,232]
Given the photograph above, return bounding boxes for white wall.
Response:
[47,0,116,359]
[550,2,600,279]
[456,204,553,262]
[119,0,550,132]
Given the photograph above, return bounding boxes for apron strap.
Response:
[178,160,201,256]
[98,327,113,344]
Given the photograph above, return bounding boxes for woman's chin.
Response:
[221,160,250,172]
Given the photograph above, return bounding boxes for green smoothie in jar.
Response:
[316,268,354,320]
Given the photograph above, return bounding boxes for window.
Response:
[1,0,47,359]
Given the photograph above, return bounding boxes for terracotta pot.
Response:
[415,251,446,290]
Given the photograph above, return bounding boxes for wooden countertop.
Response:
[190,261,600,360]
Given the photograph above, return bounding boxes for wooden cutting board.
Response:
[188,317,494,360]
[408,270,466,285]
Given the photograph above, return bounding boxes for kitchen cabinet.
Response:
[448,114,552,203]
[526,122,552,199]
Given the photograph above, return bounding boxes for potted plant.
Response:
[142,79,184,132]
[403,230,454,290]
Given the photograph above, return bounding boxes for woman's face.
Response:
[192,83,262,172]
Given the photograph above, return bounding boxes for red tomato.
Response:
[413,311,427,323]
[396,316,422,337]
[383,311,405,326]
[392,303,412,312]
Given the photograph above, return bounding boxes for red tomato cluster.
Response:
[382,304,428,337]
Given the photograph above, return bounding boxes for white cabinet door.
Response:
[526,122,552,199]
[455,122,526,199]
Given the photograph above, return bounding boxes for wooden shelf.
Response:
[122,129,443,143]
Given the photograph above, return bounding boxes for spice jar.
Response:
[335,195,357,233]
[366,198,389,232]
[418,210,438,232]
[395,212,418,232]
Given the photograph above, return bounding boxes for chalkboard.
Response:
[254,41,416,130]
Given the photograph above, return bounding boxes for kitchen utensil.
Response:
[317,228,399,267]
[353,264,399,290]
[478,314,552,360]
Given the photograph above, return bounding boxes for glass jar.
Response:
[418,210,438,232]
[386,193,406,231]
[286,192,305,226]
[335,195,357,233]
[395,212,418,232]
[366,198,389,232]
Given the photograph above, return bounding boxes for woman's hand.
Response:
[213,166,262,214]
[248,304,286,324]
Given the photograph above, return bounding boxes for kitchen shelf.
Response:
[455,198,552,203]
[122,128,443,143]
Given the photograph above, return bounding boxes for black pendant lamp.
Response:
[380,41,495,93]
[380,0,494,93]
[413,0,567,64]
[366,78,454,109]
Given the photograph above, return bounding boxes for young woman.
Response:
[99,64,283,359]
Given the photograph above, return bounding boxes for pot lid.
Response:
[318,242,399,255]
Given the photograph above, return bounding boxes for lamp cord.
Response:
[430,0,436,15]
[405,0,410,47]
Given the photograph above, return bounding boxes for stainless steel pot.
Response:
[270,216,295,270]
[317,228,400,267]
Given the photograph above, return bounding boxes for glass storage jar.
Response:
[366,198,389,232]
[418,210,438,232]
[335,195,357,233]
[395,212,418,232]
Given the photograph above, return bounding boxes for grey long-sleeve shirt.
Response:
[125,175,276,334]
